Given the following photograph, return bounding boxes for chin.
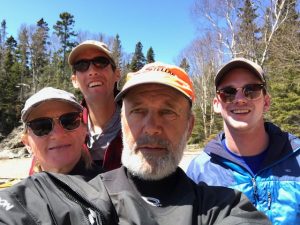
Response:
[227,119,251,130]
[122,150,179,180]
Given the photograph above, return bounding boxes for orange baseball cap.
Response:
[115,62,195,103]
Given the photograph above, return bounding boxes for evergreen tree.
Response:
[265,1,300,137]
[31,18,50,92]
[53,12,77,71]
[179,58,190,73]
[17,26,30,102]
[111,34,122,68]
[130,41,146,72]
[236,0,259,59]
[146,47,155,63]
[0,20,7,77]
[0,36,21,134]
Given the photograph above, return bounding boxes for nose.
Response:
[143,112,162,136]
[233,88,247,103]
[87,63,99,76]
[50,120,66,137]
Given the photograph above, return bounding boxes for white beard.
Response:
[121,124,188,180]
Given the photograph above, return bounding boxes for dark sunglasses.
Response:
[216,83,265,103]
[26,112,82,137]
[73,56,112,72]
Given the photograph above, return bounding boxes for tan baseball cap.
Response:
[68,40,115,66]
[115,62,195,103]
[215,58,266,87]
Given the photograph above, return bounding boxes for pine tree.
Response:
[236,0,259,59]
[0,20,7,78]
[146,47,155,63]
[179,58,190,73]
[31,18,50,92]
[0,36,21,134]
[17,26,30,102]
[265,1,300,137]
[53,12,77,71]
[111,34,122,68]
[130,42,146,72]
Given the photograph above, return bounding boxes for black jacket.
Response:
[89,166,271,225]
[0,172,118,225]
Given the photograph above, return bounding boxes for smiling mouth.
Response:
[231,109,251,114]
[88,81,103,88]
[49,144,71,151]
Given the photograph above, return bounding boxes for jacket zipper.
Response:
[267,191,272,210]
[251,177,258,203]
[58,186,104,225]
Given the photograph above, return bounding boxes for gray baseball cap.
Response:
[21,87,83,122]
[215,58,266,87]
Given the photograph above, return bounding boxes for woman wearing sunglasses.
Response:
[68,40,123,172]
[22,87,102,179]
[187,58,300,225]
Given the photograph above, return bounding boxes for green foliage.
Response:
[268,70,300,137]
[53,12,77,70]
[0,36,22,134]
[236,0,260,59]
[146,47,155,63]
[112,34,122,68]
[179,58,190,73]
[130,42,146,72]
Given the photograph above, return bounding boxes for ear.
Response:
[213,96,222,114]
[263,93,271,113]
[21,134,32,154]
[71,74,79,89]
[114,68,121,82]
[187,114,195,139]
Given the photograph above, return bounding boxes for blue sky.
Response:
[0,0,197,64]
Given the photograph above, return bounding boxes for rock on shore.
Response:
[0,126,29,159]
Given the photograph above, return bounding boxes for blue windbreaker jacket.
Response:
[187,122,300,225]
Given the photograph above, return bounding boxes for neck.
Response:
[224,123,269,156]
[86,97,117,129]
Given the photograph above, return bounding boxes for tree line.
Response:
[0,0,299,145]
[181,0,300,143]
[0,12,155,137]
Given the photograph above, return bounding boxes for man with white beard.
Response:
[90,62,271,225]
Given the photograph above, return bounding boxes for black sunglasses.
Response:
[26,112,82,137]
[73,56,112,72]
[216,83,265,103]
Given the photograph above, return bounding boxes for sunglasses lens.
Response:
[27,119,53,136]
[218,87,237,103]
[60,112,81,130]
[244,84,264,99]
[73,57,110,72]
[217,84,265,103]
[92,57,110,68]
[73,60,90,72]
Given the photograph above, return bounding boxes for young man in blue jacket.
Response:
[187,58,300,225]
